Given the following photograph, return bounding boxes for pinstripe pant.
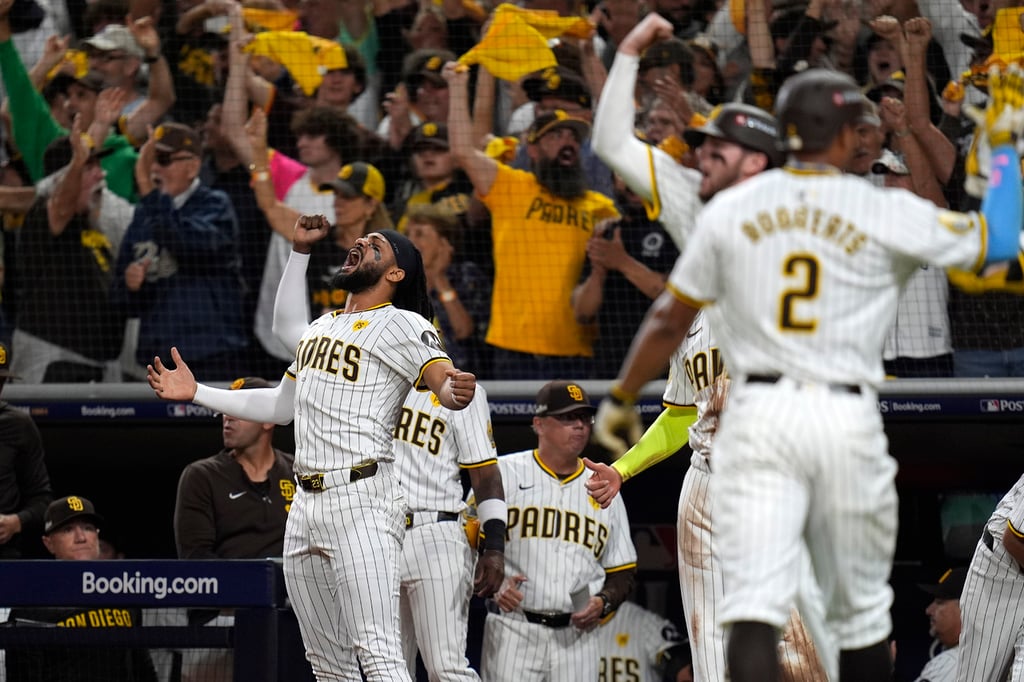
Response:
[284,464,412,681]
[399,519,478,681]
[481,612,599,681]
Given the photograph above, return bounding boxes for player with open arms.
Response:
[272,212,506,682]
[589,63,1024,681]
[148,215,476,681]
[586,13,832,682]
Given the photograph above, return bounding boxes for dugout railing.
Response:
[0,559,313,682]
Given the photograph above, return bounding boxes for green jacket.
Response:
[0,40,138,202]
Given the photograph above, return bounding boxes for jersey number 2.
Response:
[779,254,819,332]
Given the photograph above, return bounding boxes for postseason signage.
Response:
[0,560,282,607]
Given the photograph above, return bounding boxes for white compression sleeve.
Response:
[592,53,657,203]
[193,379,296,425]
[272,250,312,351]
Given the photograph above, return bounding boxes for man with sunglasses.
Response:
[481,380,637,682]
[112,122,247,380]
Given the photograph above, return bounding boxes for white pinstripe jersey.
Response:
[286,303,450,473]
[662,309,725,461]
[497,450,637,613]
[673,169,986,387]
[644,146,702,252]
[393,383,498,513]
[987,472,1024,543]
[597,601,686,682]
[915,647,957,682]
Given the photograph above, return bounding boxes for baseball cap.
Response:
[407,122,449,152]
[82,24,145,59]
[0,341,18,379]
[402,49,454,90]
[318,162,386,202]
[44,496,103,534]
[639,38,694,79]
[229,377,272,390]
[535,380,596,417]
[522,66,592,109]
[153,123,201,155]
[526,109,591,144]
[687,33,720,62]
[42,135,115,176]
[683,103,785,167]
[70,70,106,93]
[866,70,906,103]
[918,567,968,600]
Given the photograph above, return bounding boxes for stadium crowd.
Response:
[0,0,1019,383]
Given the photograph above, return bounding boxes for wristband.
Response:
[250,171,270,184]
[477,498,507,525]
[439,289,457,303]
[480,518,506,553]
[608,384,637,406]
[144,54,160,64]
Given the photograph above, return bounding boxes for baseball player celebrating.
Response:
[596,600,692,682]
[593,63,1024,681]
[587,14,832,682]
[483,381,637,682]
[957,473,1024,681]
[147,209,478,680]
[273,213,507,681]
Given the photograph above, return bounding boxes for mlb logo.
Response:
[980,399,1001,413]
[168,404,187,417]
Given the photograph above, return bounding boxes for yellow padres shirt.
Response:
[480,163,618,357]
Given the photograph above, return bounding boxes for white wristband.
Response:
[477,499,508,525]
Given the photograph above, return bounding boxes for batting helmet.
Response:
[774,69,865,152]
[683,103,785,167]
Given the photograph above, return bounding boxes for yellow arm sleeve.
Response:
[611,406,698,482]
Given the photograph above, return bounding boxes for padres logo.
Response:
[67,496,85,512]
[544,67,560,91]
[616,633,629,647]
[567,384,583,401]
[426,56,442,71]
[154,125,166,140]
[423,122,438,137]
[340,165,353,180]
[352,320,369,331]
[230,378,246,390]
[430,392,442,407]
[0,346,7,365]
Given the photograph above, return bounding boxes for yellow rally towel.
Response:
[458,3,594,81]
[244,31,348,96]
[46,49,88,81]
[242,7,300,32]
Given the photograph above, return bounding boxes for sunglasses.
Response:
[155,152,196,167]
[548,411,594,425]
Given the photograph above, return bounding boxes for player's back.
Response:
[680,168,985,387]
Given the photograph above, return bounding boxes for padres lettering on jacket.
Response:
[394,408,446,455]
[524,198,595,230]
[58,608,134,628]
[506,506,608,558]
[684,347,725,393]
[741,206,868,255]
[599,657,640,682]
[295,335,361,379]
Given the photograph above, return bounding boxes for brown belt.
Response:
[297,462,379,492]
[522,610,573,628]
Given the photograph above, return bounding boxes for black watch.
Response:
[598,593,613,618]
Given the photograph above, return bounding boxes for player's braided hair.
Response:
[380,229,434,321]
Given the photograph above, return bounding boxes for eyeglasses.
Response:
[90,52,129,63]
[547,411,594,425]
[155,152,196,167]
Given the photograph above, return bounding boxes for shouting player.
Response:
[595,62,1024,680]
[272,212,506,681]
[587,13,831,682]
[147,218,477,681]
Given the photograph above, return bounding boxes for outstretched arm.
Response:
[148,347,295,424]
[592,13,675,203]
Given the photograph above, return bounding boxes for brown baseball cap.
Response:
[408,122,449,152]
[522,66,592,109]
[526,109,590,144]
[153,122,201,155]
[535,380,595,417]
[318,162,386,202]
[918,567,967,600]
[44,496,103,534]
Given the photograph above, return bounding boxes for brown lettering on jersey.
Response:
[741,206,868,255]
[296,336,362,381]
[393,408,447,455]
[524,197,595,230]
[507,505,609,556]
[599,657,641,682]
[684,348,726,393]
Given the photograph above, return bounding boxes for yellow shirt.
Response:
[480,163,619,356]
